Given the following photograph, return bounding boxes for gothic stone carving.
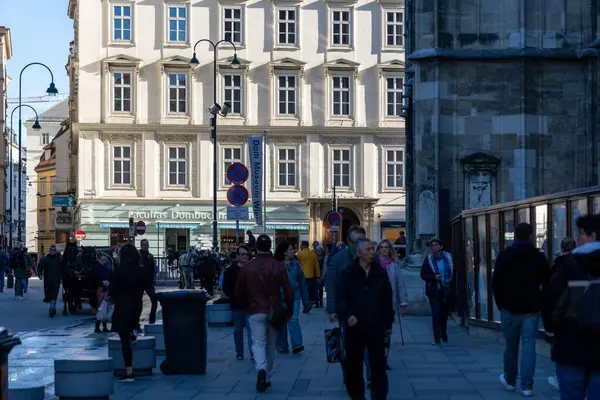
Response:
[157,134,197,142]
[216,135,248,143]
[417,190,436,235]
[102,133,142,142]
[375,136,405,146]
[321,136,361,145]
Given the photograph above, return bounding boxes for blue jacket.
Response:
[284,258,310,302]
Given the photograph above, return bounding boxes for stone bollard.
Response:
[206,303,232,326]
[144,323,165,355]
[108,336,156,376]
[54,356,114,400]
[8,382,45,400]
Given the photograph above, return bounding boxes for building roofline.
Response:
[0,27,13,60]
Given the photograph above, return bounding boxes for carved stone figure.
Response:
[467,171,492,209]
[417,190,436,235]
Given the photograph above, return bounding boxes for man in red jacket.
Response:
[236,234,294,392]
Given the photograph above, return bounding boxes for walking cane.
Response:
[397,312,405,346]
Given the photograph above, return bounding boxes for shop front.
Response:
[76,202,310,255]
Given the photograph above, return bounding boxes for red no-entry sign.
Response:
[74,230,86,241]
[136,221,146,235]
[226,162,249,184]
[227,184,249,207]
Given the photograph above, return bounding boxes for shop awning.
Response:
[157,223,200,229]
[99,223,129,228]
[266,224,309,231]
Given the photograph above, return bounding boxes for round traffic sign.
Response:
[74,230,86,241]
[227,184,249,207]
[136,220,146,235]
[226,162,249,184]
[328,212,342,226]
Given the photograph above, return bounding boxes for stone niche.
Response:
[460,152,501,210]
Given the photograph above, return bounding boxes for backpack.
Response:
[553,275,600,337]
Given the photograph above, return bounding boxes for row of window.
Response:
[111,145,405,190]
[111,3,404,49]
[111,70,404,119]
[37,177,56,196]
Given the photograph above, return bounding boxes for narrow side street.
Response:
[6,292,561,400]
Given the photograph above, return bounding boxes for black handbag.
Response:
[257,269,287,332]
[324,327,346,363]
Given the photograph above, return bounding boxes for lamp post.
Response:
[8,105,42,249]
[190,40,241,252]
[17,62,58,245]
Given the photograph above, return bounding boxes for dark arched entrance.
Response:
[323,207,361,250]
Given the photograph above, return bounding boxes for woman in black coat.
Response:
[107,244,152,382]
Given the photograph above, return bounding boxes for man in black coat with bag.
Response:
[336,238,394,400]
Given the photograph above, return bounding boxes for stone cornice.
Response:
[72,123,404,136]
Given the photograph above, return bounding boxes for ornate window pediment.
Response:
[216,56,251,74]
[460,152,501,209]
[377,59,404,75]
[269,57,306,75]
[323,58,360,77]
[101,54,142,73]
[158,55,192,73]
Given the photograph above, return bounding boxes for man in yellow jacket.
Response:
[297,241,320,306]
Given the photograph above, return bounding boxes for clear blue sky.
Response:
[3,0,72,137]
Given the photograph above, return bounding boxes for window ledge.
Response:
[274,187,300,192]
[326,117,355,127]
[164,42,192,48]
[108,185,136,191]
[379,118,404,128]
[381,188,405,194]
[381,47,404,53]
[220,115,246,126]
[161,115,191,125]
[328,187,353,193]
[107,114,135,123]
[108,41,136,48]
[327,45,354,52]
[163,186,192,192]
[271,117,301,126]
[219,44,246,50]
[273,45,300,51]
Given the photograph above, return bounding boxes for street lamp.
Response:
[16,62,57,246]
[189,39,239,252]
[8,104,42,249]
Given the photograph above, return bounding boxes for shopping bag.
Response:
[96,300,114,322]
[324,326,346,363]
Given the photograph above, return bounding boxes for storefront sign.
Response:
[248,134,264,225]
[56,211,72,225]
[127,210,253,221]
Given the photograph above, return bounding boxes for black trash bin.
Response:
[155,290,208,375]
[0,327,21,399]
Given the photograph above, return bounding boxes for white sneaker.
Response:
[499,374,516,391]
[548,376,560,391]
[521,389,533,397]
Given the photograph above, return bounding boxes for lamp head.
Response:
[32,119,42,131]
[190,52,200,66]
[230,54,241,69]
[208,103,222,115]
[220,102,231,117]
[46,82,58,96]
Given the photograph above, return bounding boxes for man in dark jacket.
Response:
[38,245,63,317]
[544,214,600,399]
[235,235,294,393]
[222,245,252,360]
[10,244,27,299]
[492,222,551,397]
[336,238,394,400]
[139,239,158,324]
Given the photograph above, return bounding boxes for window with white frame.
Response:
[168,5,188,43]
[168,147,187,186]
[277,75,296,116]
[50,177,56,194]
[332,149,351,188]
[112,71,132,112]
[39,213,46,231]
[386,149,404,188]
[277,8,297,45]
[112,4,132,42]
[168,72,187,114]
[386,76,403,117]
[223,74,243,115]
[41,133,51,145]
[39,177,46,196]
[49,210,55,230]
[278,148,296,187]
[112,145,132,185]
[223,147,242,185]
[331,9,351,46]
[332,75,351,117]
[385,11,403,47]
[223,7,243,45]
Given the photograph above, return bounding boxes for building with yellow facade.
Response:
[34,142,56,255]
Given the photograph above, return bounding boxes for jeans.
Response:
[14,277,23,297]
[556,363,600,400]
[232,309,253,357]
[429,292,449,342]
[364,329,391,381]
[306,278,316,303]
[276,299,303,351]
[144,285,158,324]
[345,328,388,400]
[501,311,539,390]
[182,266,194,289]
[23,278,28,293]
[49,300,56,313]
[248,313,278,378]
[0,266,4,291]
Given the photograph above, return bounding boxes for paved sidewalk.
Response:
[104,309,559,400]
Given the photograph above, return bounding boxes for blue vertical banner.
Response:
[248,134,264,226]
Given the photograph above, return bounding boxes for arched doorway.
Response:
[322,208,361,250]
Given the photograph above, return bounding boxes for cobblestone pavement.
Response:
[7,292,562,400]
